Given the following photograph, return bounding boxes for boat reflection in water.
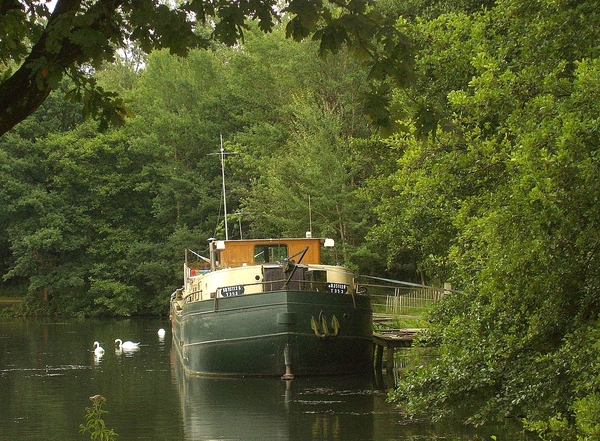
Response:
[172,349,376,441]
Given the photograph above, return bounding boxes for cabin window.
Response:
[254,244,288,263]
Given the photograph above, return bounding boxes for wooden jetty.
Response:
[373,328,422,372]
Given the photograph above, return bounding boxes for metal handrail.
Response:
[181,278,366,304]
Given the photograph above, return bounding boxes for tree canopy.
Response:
[0,0,412,136]
[0,20,393,314]
[376,0,600,435]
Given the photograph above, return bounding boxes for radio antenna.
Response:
[308,195,312,235]
[208,135,236,240]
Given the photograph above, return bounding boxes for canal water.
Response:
[0,317,528,441]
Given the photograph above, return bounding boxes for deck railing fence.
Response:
[361,283,449,316]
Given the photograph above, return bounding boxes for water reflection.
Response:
[114,346,140,356]
[0,318,530,441]
[171,344,530,441]
[173,356,376,441]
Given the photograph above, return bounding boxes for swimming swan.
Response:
[93,341,105,356]
[114,339,140,350]
[158,328,166,338]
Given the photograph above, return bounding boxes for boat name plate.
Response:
[220,285,245,297]
[326,283,348,294]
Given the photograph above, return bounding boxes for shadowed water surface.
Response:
[0,318,527,440]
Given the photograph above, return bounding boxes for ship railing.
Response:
[181,276,449,312]
[214,278,363,297]
[181,278,370,303]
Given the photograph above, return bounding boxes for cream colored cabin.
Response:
[179,237,354,303]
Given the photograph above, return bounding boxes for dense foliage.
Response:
[375,0,600,436]
[0,0,410,135]
[0,25,392,315]
[2,0,600,437]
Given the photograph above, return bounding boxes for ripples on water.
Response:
[0,318,527,441]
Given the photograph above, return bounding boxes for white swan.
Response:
[93,341,105,356]
[158,328,166,338]
[114,338,140,351]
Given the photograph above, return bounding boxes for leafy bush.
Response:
[79,395,118,441]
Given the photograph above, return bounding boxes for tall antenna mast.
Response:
[308,195,312,235]
[220,135,228,240]
[208,135,235,240]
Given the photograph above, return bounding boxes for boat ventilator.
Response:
[310,312,340,338]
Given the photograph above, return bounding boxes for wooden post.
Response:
[444,282,452,297]
[375,343,384,370]
[386,343,394,372]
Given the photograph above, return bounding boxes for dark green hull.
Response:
[171,290,373,376]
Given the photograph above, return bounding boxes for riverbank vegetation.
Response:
[2,0,600,438]
[80,395,118,441]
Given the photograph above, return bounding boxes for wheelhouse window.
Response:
[254,244,288,263]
